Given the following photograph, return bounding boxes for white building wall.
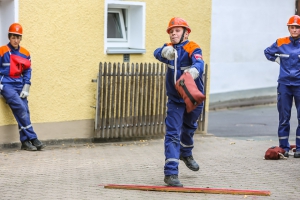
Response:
[0,0,18,46]
[210,0,295,98]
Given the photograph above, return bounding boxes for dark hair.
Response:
[8,33,22,39]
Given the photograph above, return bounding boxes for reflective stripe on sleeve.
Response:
[167,65,191,70]
[275,54,289,58]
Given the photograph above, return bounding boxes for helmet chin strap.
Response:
[175,28,186,45]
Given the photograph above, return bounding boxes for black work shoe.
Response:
[294,151,300,158]
[21,141,37,151]
[31,139,46,150]
[284,151,289,158]
[180,155,200,171]
[164,175,183,187]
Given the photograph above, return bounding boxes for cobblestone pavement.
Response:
[0,133,299,200]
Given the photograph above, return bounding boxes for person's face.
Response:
[288,25,300,39]
[9,35,21,49]
[168,27,188,44]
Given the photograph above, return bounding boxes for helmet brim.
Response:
[287,23,300,26]
[167,25,191,34]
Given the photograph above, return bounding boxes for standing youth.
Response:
[264,15,300,158]
[153,17,205,186]
[0,23,46,151]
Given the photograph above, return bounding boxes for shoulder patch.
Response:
[183,41,201,57]
[277,37,291,47]
[19,47,30,57]
[194,54,203,60]
[0,46,9,57]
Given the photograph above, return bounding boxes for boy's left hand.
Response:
[184,67,199,79]
[20,84,30,98]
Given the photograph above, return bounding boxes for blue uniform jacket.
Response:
[153,40,204,102]
[0,43,32,85]
[264,36,300,86]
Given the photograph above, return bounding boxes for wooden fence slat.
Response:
[154,63,160,135]
[101,63,108,138]
[106,63,113,138]
[128,63,134,137]
[159,63,165,135]
[146,63,152,135]
[124,63,131,138]
[119,63,125,138]
[115,63,121,138]
[133,63,139,136]
[96,62,103,137]
[111,63,117,138]
[138,63,143,137]
[150,63,156,136]
[142,63,148,136]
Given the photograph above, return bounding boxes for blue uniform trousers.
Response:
[277,83,300,152]
[164,100,203,175]
[1,83,37,142]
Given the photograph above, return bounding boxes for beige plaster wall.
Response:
[0,0,211,144]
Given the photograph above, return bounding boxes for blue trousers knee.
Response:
[1,84,37,142]
[164,100,203,175]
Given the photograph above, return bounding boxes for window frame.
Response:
[105,1,146,54]
[107,8,127,42]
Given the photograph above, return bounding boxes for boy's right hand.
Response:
[161,46,175,60]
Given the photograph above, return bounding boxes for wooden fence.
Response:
[94,62,208,139]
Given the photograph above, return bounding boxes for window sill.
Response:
[106,47,146,54]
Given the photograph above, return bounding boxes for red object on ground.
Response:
[103,184,271,196]
[264,146,286,160]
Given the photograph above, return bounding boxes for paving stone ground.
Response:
[0,134,299,200]
[1,104,300,200]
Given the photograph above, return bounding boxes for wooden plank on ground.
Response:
[103,184,271,196]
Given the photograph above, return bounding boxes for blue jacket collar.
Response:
[7,43,20,51]
[173,40,189,48]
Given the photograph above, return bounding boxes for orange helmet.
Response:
[287,15,300,26]
[166,17,191,34]
[8,23,23,35]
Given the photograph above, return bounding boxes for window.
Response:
[105,1,146,54]
[107,9,127,42]
[0,0,18,46]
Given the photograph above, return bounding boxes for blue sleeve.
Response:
[191,48,204,76]
[264,41,278,62]
[22,55,32,85]
[153,44,172,65]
